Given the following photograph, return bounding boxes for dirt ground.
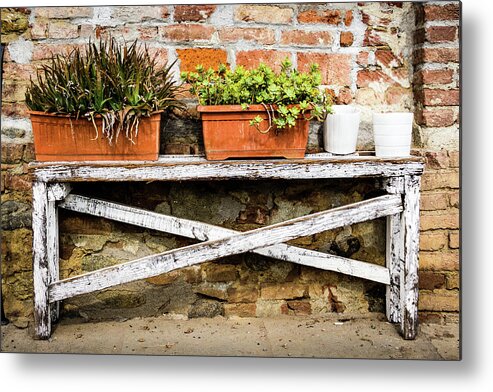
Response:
[0,312,460,360]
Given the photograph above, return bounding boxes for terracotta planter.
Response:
[29,111,161,161]
[197,105,310,160]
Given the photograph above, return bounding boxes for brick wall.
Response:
[413,1,460,323]
[1,3,460,327]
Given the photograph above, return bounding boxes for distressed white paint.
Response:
[30,154,424,183]
[32,181,51,339]
[47,183,72,201]
[49,195,402,302]
[46,200,59,322]
[59,194,391,285]
[400,175,421,340]
[384,176,404,323]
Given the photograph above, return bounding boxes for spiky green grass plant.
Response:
[26,38,185,144]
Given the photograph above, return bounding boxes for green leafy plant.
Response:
[181,58,332,134]
[26,38,185,144]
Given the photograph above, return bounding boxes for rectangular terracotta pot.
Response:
[197,105,310,160]
[29,111,161,162]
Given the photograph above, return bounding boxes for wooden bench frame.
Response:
[29,153,424,340]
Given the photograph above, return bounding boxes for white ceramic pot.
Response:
[373,112,413,157]
[324,105,360,155]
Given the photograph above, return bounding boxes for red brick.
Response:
[280,30,332,46]
[420,251,459,271]
[422,168,459,189]
[415,47,459,64]
[418,290,459,312]
[4,172,32,191]
[375,49,402,68]
[218,27,275,45]
[420,192,449,211]
[423,4,460,21]
[417,108,456,127]
[385,85,411,105]
[177,48,228,72]
[448,151,459,168]
[336,87,353,105]
[146,47,169,68]
[420,231,448,251]
[419,271,446,290]
[449,231,460,249]
[298,52,351,86]
[236,50,291,72]
[174,5,216,22]
[448,191,460,208]
[426,26,458,43]
[445,272,460,289]
[420,210,460,231]
[356,52,370,66]
[424,151,450,169]
[281,300,312,315]
[159,24,215,42]
[422,89,460,106]
[344,10,353,26]
[298,9,341,24]
[47,21,79,39]
[339,31,354,47]
[31,43,84,61]
[235,5,293,24]
[138,27,159,40]
[363,29,389,47]
[1,103,29,118]
[356,69,392,88]
[415,69,454,85]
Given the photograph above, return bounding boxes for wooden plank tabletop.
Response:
[29,153,425,182]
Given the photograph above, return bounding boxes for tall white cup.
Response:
[324,105,360,155]
[373,112,413,157]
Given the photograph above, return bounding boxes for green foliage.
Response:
[181,57,332,134]
[26,38,185,144]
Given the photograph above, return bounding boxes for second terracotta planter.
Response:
[197,105,310,160]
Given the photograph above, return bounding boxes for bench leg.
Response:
[386,213,402,323]
[47,198,60,323]
[32,181,51,339]
[400,175,421,339]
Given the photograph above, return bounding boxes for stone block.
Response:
[260,283,307,300]
[224,303,256,317]
[418,289,459,312]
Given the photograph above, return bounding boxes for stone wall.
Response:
[1,2,460,328]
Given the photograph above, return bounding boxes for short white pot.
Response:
[373,112,413,157]
[324,105,360,155]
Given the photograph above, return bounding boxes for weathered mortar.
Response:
[1,2,460,326]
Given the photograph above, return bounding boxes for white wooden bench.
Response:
[29,153,425,340]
